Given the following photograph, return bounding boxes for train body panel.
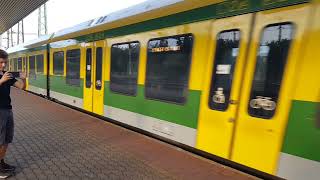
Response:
[7,0,319,179]
[232,4,312,174]
[277,1,320,179]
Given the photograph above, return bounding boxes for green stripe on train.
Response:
[104,82,201,129]
[49,76,84,98]
[29,74,47,89]
[29,75,84,98]
[282,100,320,162]
[76,0,309,42]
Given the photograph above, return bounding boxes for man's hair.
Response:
[0,49,8,60]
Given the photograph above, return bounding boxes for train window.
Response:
[145,34,193,104]
[85,48,92,88]
[95,47,103,90]
[248,23,294,119]
[29,56,36,80]
[23,57,28,73]
[13,58,17,71]
[110,42,140,96]
[53,51,64,75]
[21,58,25,72]
[209,30,240,111]
[36,54,44,73]
[7,59,10,71]
[10,59,14,71]
[17,57,22,71]
[66,49,81,86]
[4,59,9,71]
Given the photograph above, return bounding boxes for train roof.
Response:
[53,0,183,39]
[51,0,219,41]
[8,0,221,54]
[6,33,52,54]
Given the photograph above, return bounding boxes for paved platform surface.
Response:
[5,88,258,179]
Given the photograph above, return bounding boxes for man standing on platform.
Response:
[0,49,25,178]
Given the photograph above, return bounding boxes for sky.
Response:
[1,0,148,48]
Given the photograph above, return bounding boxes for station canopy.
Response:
[0,0,48,34]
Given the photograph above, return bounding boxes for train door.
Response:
[83,41,105,115]
[197,4,310,174]
[92,40,105,115]
[196,14,253,159]
[231,4,311,174]
[83,43,94,112]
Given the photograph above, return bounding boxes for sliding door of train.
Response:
[83,41,105,115]
[197,14,253,158]
[92,41,105,115]
[83,43,94,112]
[197,4,310,174]
[232,4,310,174]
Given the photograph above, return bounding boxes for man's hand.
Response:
[0,72,12,85]
[19,72,27,79]
[13,73,25,90]
[13,79,25,89]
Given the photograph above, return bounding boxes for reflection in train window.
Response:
[95,47,103,90]
[145,34,193,104]
[36,54,44,73]
[29,56,36,80]
[249,23,294,119]
[17,57,22,71]
[66,49,81,86]
[53,51,64,75]
[13,58,17,71]
[110,42,140,96]
[85,48,92,88]
[23,57,27,73]
[209,30,240,111]
[8,59,12,71]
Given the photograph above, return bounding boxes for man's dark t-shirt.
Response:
[0,72,17,109]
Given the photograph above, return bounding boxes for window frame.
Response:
[208,29,241,112]
[248,22,295,119]
[95,47,103,90]
[36,54,44,74]
[144,33,194,105]
[110,41,141,96]
[85,48,93,88]
[66,48,81,87]
[17,57,23,71]
[13,58,17,71]
[53,51,65,76]
[28,55,37,80]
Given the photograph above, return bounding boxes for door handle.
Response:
[229,99,238,105]
[228,118,235,123]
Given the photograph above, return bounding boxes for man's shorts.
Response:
[0,110,14,145]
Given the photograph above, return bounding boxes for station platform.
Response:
[6,88,259,179]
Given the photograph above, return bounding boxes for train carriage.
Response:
[7,0,320,179]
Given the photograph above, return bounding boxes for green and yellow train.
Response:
[7,0,320,179]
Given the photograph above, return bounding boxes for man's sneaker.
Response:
[0,160,15,172]
[0,169,11,179]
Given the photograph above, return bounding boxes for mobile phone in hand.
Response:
[9,71,20,78]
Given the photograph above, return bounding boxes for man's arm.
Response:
[13,72,26,89]
[13,79,25,89]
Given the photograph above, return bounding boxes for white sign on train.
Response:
[216,64,231,75]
